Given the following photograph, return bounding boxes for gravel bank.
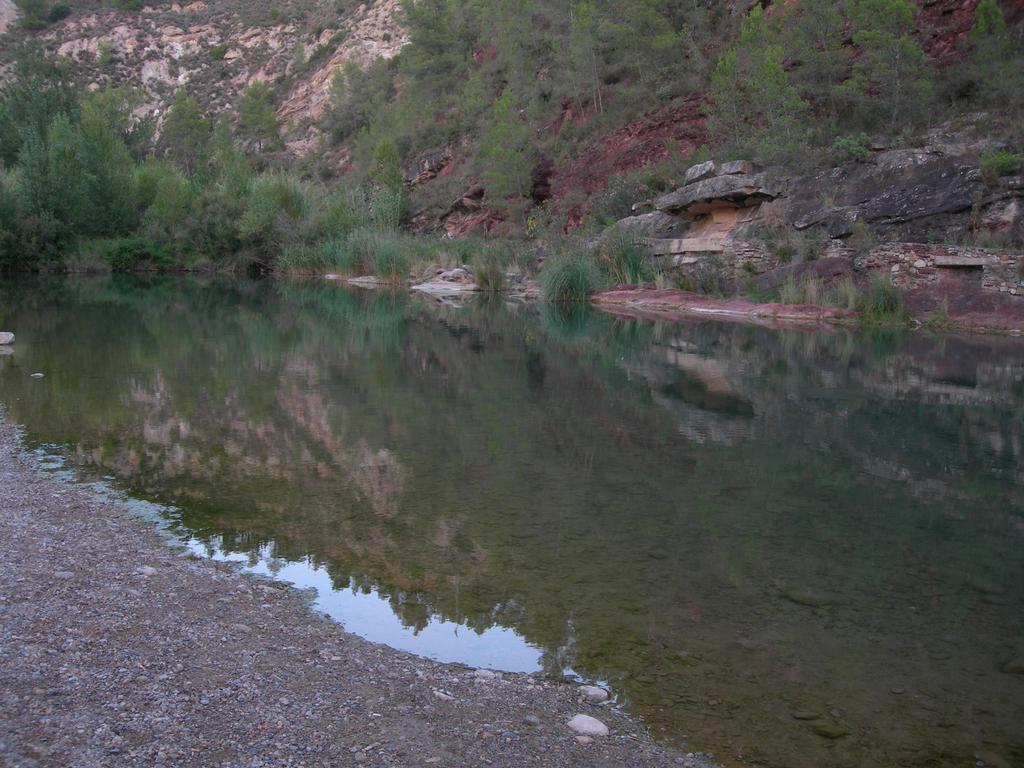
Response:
[0,412,714,768]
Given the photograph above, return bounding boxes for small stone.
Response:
[432,690,455,701]
[812,723,849,740]
[0,332,14,345]
[566,714,609,737]
[425,758,442,764]
[522,714,541,727]
[579,685,609,702]
[30,373,44,379]
[575,736,594,746]
[138,566,157,577]
[782,588,832,608]
[473,669,497,681]
[890,688,906,695]
[54,571,75,580]
[792,711,820,721]
[913,260,927,269]
[1000,658,1024,674]
[975,750,1012,768]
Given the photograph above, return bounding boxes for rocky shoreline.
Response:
[0,411,713,768]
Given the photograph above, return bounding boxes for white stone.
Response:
[566,714,609,737]
[473,669,497,681]
[432,690,455,702]
[578,685,610,702]
[0,332,13,345]
[139,565,158,576]
[30,373,44,379]
[575,736,594,746]
[913,260,927,269]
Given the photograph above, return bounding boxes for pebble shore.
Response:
[0,412,715,768]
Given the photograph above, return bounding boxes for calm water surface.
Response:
[1,276,1022,768]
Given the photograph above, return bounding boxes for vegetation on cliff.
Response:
[0,0,1022,275]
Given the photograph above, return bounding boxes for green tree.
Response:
[840,0,932,133]
[971,0,1023,119]
[706,7,809,162]
[781,0,849,129]
[326,59,393,145]
[369,138,403,192]
[162,89,211,175]
[478,88,534,217]
[238,81,280,153]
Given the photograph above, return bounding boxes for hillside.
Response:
[2,0,1021,230]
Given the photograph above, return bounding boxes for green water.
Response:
[1,276,1022,768]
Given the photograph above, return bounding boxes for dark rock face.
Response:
[755,257,854,293]
[785,150,991,239]
[655,173,778,215]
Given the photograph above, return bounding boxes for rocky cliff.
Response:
[2,0,405,150]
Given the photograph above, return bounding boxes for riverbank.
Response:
[0,412,713,768]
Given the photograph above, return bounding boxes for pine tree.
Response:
[705,7,809,162]
[782,0,849,129]
[369,138,403,192]
[162,90,211,175]
[840,0,932,134]
[238,81,280,154]
[971,0,1022,118]
[477,87,533,217]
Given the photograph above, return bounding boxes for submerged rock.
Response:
[566,714,609,737]
[579,685,610,703]
[1000,658,1024,674]
[812,723,849,740]
[0,332,14,345]
[781,588,833,608]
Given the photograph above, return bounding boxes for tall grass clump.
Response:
[278,243,330,273]
[858,274,910,325]
[371,235,408,282]
[596,226,651,286]
[541,252,602,303]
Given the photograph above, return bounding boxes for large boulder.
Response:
[614,211,688,239]
[786,150,990,238]
[655,173,778,215]
[0,332,14,345]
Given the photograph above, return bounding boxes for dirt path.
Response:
[0,411,711,768]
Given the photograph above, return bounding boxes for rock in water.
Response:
[782,588,832,608]
[30,373,44,379]
[0,332,13,345]
[566,714,609,737]
[812,723,849,740]
[1001,658,1024,674]
[579,685,610,702]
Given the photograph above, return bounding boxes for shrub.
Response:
[690,254,728,296]
[371,236,408,282]
[209,43,229,61]
[858,273,910,325]
[540,253,602,303]
[831,133,870,164]
[827,275,860,310]
[596,226,651,286]
[474,251,505,292]
[275,245,314,273]
[847,220,876,256]
[47,4,71,22]
[980,148,1024,184]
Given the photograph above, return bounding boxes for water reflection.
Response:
[0,275,1022,768]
